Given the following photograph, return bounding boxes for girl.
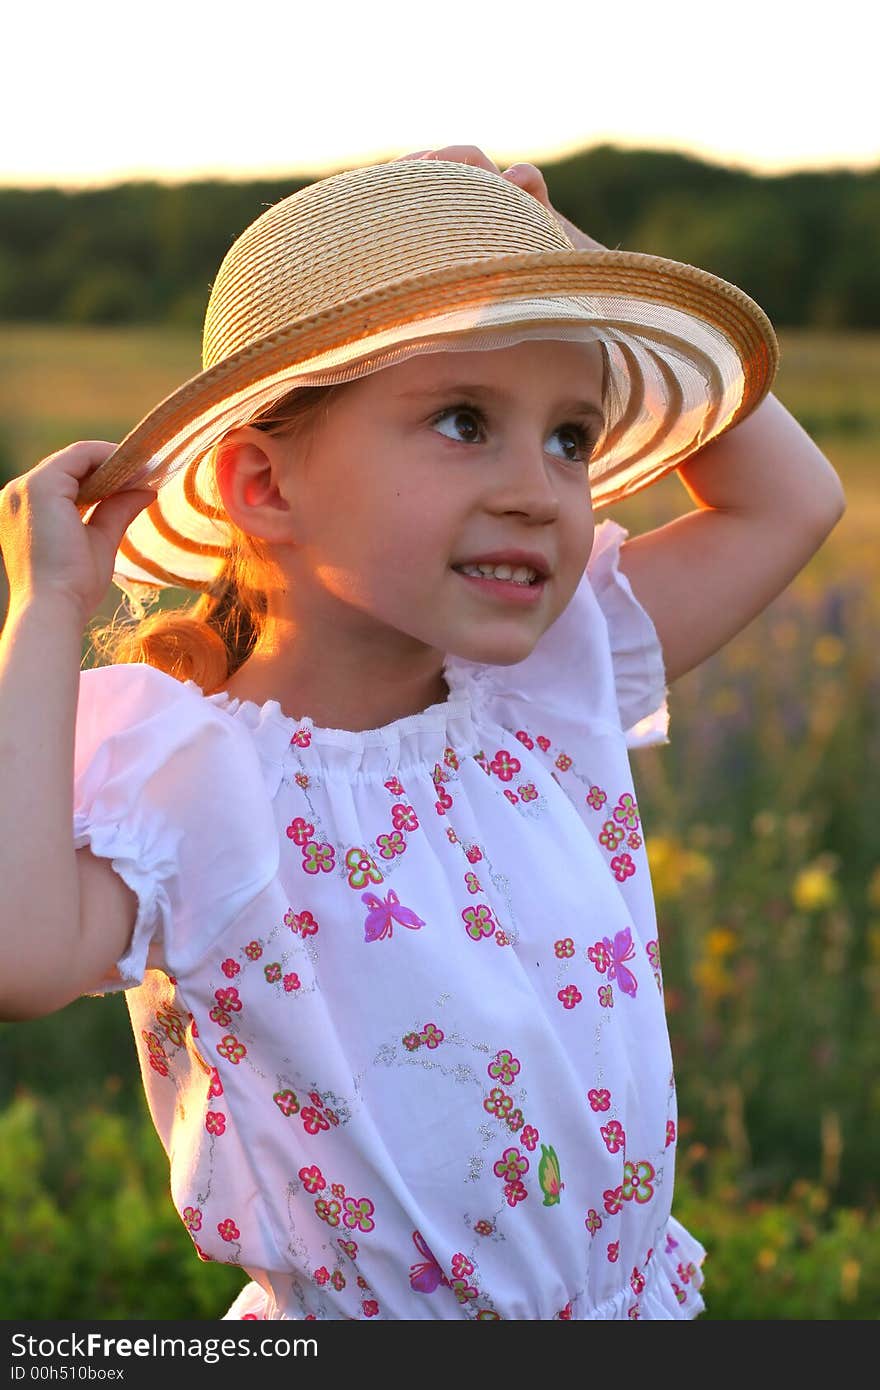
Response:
[0,146,845,1320]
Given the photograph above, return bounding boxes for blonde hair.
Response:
[88,345,618,691]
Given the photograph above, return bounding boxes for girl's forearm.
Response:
[674,392,846,520]
[0,598,82,1018]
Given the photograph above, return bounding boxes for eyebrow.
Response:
[396,381,605,424]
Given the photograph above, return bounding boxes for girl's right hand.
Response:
[0,441,157,629]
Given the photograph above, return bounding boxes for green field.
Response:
[1,324,878,1319]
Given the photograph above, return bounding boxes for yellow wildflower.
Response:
[792,863,838,912]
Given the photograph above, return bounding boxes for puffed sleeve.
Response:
[586,518,670,748]
[73,663,280,994]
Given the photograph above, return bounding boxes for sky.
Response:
[4,1,877,188]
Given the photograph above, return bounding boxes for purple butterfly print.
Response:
[602,927,638,997]
[361,889,425,943]
[409,1230,450,1293]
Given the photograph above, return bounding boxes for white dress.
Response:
[73,518,706,1321]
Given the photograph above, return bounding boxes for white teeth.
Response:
[457,562,539,584]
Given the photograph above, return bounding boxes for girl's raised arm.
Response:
[0,443,156,1019]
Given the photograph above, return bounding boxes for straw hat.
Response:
[74,157,779,595]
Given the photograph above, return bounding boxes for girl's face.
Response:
[281,338,605,672]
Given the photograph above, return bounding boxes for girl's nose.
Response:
[487,440,563,524]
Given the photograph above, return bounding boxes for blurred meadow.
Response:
[0,322,878,1319]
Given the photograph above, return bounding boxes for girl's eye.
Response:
[430,405,598,464]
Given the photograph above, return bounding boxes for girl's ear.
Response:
[214,429,294,542]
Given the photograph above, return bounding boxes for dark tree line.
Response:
[1,145,878,329]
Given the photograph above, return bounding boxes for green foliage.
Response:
[1,150,878,328]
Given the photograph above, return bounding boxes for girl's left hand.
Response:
[393,144,607,252]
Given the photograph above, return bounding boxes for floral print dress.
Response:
[73,518,706,1320]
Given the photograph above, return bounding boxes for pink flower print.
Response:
[142,1034,168,1076]
[671,1282,687,1305]
[584,1209,603,1236]
[274,1089,300,1117]
[483,1088,513,1120]
[627,832,643,850]
[220,958,240,978]
[402,1032,422,1051]
[503,790,519,804]
[677,1260,698,1284]
[446,827,458,844]
[331,1182,346,1199]
[155,1007,186,1047]
[462,904,495,941]
[666,1232,680,1254]
[598,985,614,1008]
[599,819,625,851]
[518,783,538,802]
[607,1241,620,1263]
[515,729,534,749]
[610,853,636,883]
[288,909,319,937]
[190,1017,199,1038]
[666,1120,677,1148]
[506,1108,524,1132]
[613,793,640,830]
[588,1088,611,1112]
[243,941,262,960]
[214,987,242,1013]
[391,803,419,832]
[205,1111,226,1136]
[362,1300,379,1318]
[495,930,510,947]
[554,937,575,958]
[646,939,661,971]
[207,1067,223,1098]
[362,889,425,943]
[193,1243,213,1263]
[434,792,452,815]
[604,927,638,997]
[520,1125,539,1152]
[588,941,612,973]
[420,1023,444,1049]
[291,727,311,748]
[490,749,521,782]
[604,1187,624,1216]
[474,1220,494,1237]
[536,735,551,752]
[557,984,582,1010]
[376,830,406,860]
[302,841,336,875]
[451,1279,479,1304]
[357,1278,368,1290]
[294,772,309,789]
[465,871,481,894]
[343,1196,376,1233]
[301,1107,330,1136]
[444,746,460,770]
[338,1238,358,1260]
[451,1253,474,1279]
[314,1267,330,1286]
[628,1304,641,1319]
[558,1303,573,1320]
[315,1198,341,1227]
[476,1309,501,1320]
[600,1120,626,1154]
[264,962,282,983]
[488,1050,521,1085]
[217,1035,247,1064]
[286,816,314,846]
[474,750,491,775]
[330,1270,345,1291]
[622,1159,656,1204]
[217,1219,240,1242]
[345,846,384,890]
[555,752,572,772]
[384,776,405,797]
[432,762,449,787]
[630,1267,646,1295]
[493,1147,529,1182]
[503,1179,528,1208]
[586,785,607,810]
[209,1006,231,1027]
[465,844,482,864]
[283,973,301,992]
[182,1206,202,1232]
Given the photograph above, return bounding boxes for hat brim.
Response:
[75,248,778,592]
